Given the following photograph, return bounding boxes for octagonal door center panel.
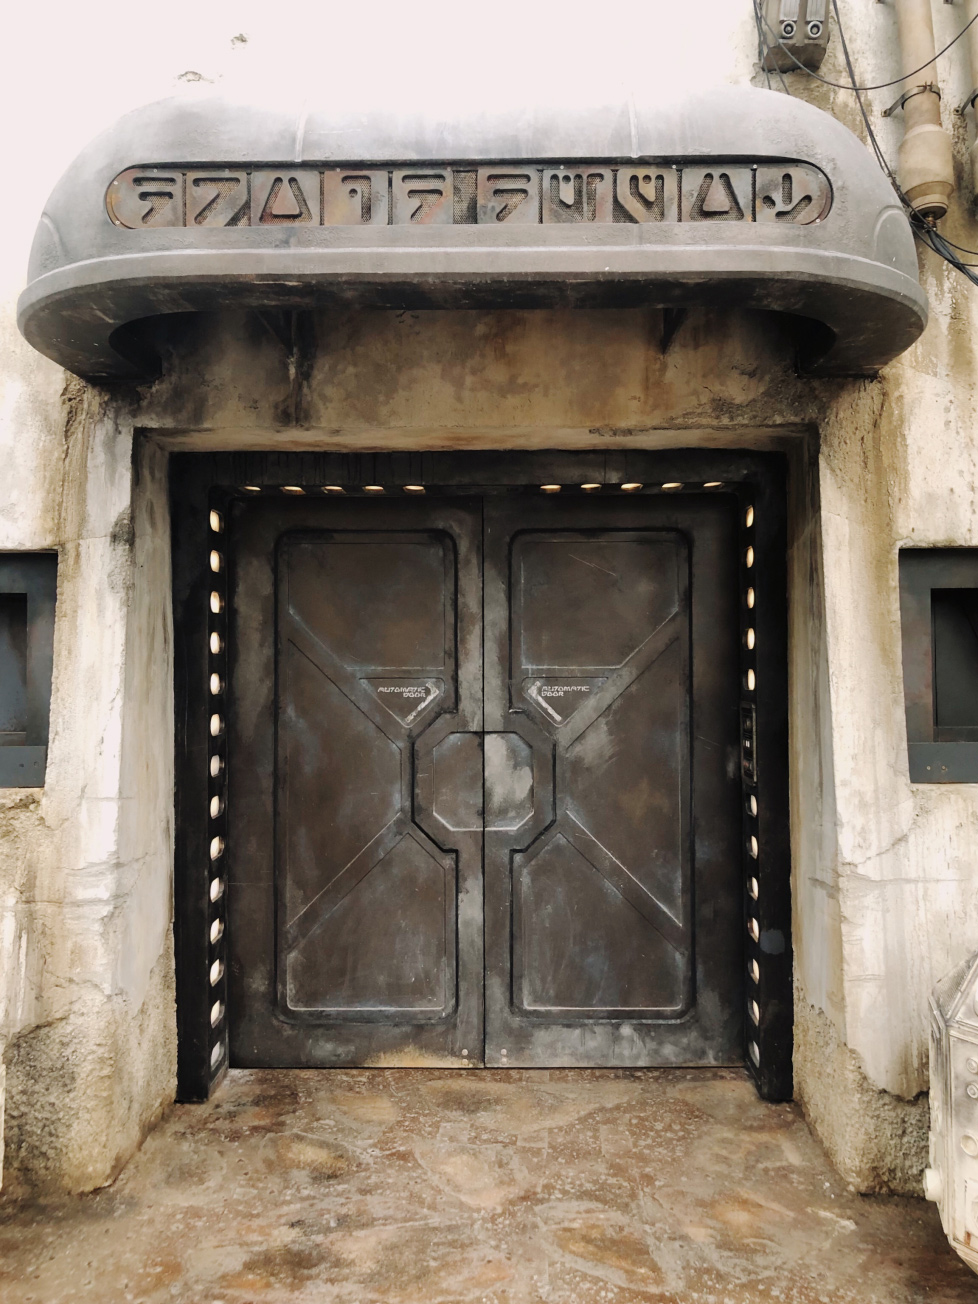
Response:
[227,493,742,1068]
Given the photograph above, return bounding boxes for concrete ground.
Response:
[0,1068,975,1304]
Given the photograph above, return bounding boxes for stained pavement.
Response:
[1,1068,975,1303]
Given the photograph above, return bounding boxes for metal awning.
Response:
[18,86,927,380]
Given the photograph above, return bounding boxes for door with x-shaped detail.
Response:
[229,498,483,1066]
[482,495,740,1065]
[227,491,741,1068]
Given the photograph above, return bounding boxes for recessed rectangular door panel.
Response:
[228,500,483,1066]
[279,535,456,1018]
[229,490,741,1069]
[482,495,742,1066]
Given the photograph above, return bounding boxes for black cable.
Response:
[826,1,976,288]
[757,3,886,171]
[752,0,772,89]
[757,3,978,93]
[915,221,978,285]
[756,0,978,293]
[925,226,978,275]
[828,0,896,182]
[919,229,978,259]
[752,0,791,95]
[753,0,773,90]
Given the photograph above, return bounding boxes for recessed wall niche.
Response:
[0,554,57,787]
[900,549,978,783]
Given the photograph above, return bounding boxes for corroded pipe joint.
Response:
[900,111,955,219]
[894,0,955,220]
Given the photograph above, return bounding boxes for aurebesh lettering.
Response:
[106,162,832,229]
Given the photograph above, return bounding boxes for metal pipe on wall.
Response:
[965,0,978,200]
[893,0,954,220]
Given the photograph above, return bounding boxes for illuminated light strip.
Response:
[207,499,229,1083]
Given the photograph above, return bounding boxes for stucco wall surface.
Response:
[2,0,978,1198]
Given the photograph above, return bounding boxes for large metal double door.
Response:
[228,490,742,1068]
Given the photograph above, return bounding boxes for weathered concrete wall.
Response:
[3,0,978,1200]
[793,286,978,1190]
[141,305,812,445]
[0,392,176,1196]
[760,1,978,1193]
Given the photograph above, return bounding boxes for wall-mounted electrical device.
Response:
[761,0,831,73]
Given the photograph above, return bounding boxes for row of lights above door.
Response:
[237,481,728,495]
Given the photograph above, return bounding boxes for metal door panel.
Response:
[277,532,457,1021]
[510,530,692,1019]
[228,498,483,1066]
[483,494,741,1067]
[228,488,740,1069]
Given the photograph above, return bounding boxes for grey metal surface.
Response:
[0,746,47,787]
[277,533,460,1024]
[233,498,487,1069]
[0,594,28,747]
[761,0,830,74]
[899,549,978,782]
[19,87,925,380]
[230,499,484,1067]
[933,590,978,733]
[483,494,742,1067]
[228,487,741,1070]
[0,554,57,789]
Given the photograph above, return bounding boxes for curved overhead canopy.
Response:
[18,86,926,381]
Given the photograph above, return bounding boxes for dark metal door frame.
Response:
[171,449,790,1101]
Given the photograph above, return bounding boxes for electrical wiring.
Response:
[753,0,773,89]
[918,228,978,259]
[751,0,791,94]
[827,0,895,181]
[913,220,978,285]
[754,1,978,290]
[755,2,978,92]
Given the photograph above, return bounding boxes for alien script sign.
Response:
[106,162,832,229]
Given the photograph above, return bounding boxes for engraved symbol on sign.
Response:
[392,172,454,224]
[688,172,745,222]
[347,176,373,224]
[133,177,178,225]
[323,169,389,225]
[258,176,313,224]
[761,173,811,221]
[542,168,613,223]
[755,166,831,225]
[190,175,249,227]
[105,170,184,228]
[364,679,444,726]
[478,172,537,223]
[408,184,442,221]
[615,168,678,223]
